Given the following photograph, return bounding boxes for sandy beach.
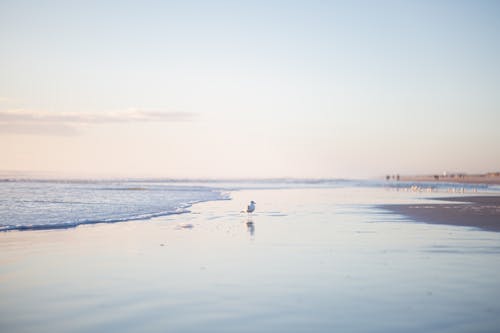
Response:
[381,196,500,232]
[1,187,500,333]
[398,173,500,185]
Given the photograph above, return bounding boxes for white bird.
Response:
[246,200,256,214]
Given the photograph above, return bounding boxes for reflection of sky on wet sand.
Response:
[1,187,500,332]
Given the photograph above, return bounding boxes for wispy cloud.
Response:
[0,109,196,135]
[0,109,195,124]
[0,122,79,136]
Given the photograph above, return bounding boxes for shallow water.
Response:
[0,180,226,230]
[0,187,499,332]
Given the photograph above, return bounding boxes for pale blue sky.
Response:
[0,0,499,178]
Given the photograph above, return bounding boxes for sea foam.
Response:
[0,180,227,231]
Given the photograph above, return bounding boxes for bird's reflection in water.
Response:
[246,219,255,237]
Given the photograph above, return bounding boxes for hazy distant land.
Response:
[386,172,500,185]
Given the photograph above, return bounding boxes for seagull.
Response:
[245,200,256,215]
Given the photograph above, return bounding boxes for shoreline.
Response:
[381,196,500,232]
[397,174,500,185]
[2,187,500,332]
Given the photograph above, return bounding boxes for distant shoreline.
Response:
[381,196,500,232]
[387,173,500,185]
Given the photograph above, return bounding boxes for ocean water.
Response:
[0,179,497,231]
[0,184,500,332]
[0,180,227,231]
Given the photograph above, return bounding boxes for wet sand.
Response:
[381,196,500,232]
[1,188,500,332]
